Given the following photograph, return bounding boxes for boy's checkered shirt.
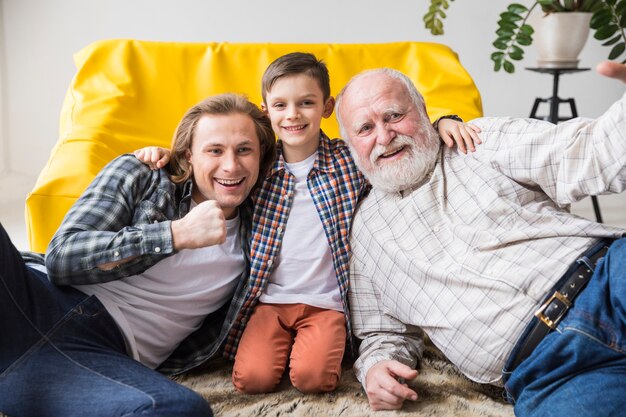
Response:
[222,132,369,358]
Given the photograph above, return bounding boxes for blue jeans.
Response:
[0,224,212,417]
[503,238,626,417]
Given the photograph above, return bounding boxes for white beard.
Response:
[350,128,440,194]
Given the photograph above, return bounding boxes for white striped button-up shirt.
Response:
[350,93,626,385]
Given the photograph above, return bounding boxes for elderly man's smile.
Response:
[378,145,406,160]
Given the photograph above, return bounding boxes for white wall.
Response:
[2,0,624,184]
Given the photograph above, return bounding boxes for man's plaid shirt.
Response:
[42,155,253,375]
[222,132,369,359]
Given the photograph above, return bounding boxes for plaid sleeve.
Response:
[350,214,424,388]
[471,92,626,206]
[45,155,174,285]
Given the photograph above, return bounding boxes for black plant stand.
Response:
[526,67,603,223]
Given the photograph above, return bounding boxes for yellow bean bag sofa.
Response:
[25,39,483,253]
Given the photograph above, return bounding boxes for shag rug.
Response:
[174,343,514,417]
[0,344,514,417]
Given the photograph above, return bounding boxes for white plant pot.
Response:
[535,12,592,68]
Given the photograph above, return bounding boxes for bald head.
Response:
[336,69,426,140]
[335,68,440,194]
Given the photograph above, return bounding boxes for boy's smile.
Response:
[263,74,334,163]
[282,124,307,132]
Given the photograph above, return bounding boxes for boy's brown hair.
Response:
[261,52,331,103]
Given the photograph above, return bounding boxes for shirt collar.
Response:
[176,179,194,216]
[268,130,335,177]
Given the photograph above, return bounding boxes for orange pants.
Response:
[232,303,346,394]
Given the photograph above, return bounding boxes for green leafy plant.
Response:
[423,0,456,35]
[423,0,626,73]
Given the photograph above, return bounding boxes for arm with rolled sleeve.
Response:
[349,240,425,388]
[45,155,177,285]
[471,91,626,206]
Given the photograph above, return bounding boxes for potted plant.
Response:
[423,0,626,73]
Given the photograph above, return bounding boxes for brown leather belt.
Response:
[507,242,611,372]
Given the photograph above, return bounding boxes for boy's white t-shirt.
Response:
[74,204,244,369]
[259,151,342,311]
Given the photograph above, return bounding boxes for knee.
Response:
[149,385,213,417]
[289,361,341,393]
[232,364,281,394]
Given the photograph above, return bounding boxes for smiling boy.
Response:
[227,52,362,394]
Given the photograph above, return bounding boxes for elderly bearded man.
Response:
[335,61,626,417]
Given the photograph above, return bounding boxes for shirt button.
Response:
[277,227,283,234]
[267,259,273,266]
[433,226,440,233]
[114,251,120,257]
[154,247,161,253]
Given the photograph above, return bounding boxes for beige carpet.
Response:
[175,343,514,417]
[0,344,514,417]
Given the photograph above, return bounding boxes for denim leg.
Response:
[505,238,626,417]
[2,339,213,417]
[0,224,91,372]
[0,224,212,417]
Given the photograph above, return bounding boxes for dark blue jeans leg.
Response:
[504,238,626,417]
[0,223,92,372]
[0,224,212,417]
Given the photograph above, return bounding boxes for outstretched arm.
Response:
[469,61,626,205]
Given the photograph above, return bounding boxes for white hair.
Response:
[335,68,426,141]
[336,68,441,193]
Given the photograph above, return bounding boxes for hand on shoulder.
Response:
[133,146,172,170]
[437,118,482,154]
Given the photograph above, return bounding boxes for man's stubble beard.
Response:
[349,126,441,194]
